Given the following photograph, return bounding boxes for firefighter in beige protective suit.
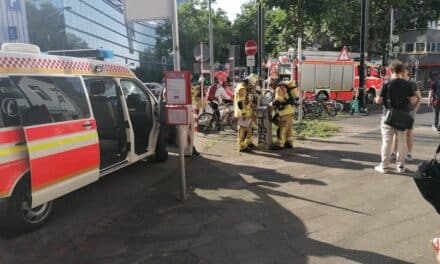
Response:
[270,81,299,149]
[234,74,259,152]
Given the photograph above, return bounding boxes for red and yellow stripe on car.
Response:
[0,54,135,78]
[24,120,100,193]
[0,127,29,198]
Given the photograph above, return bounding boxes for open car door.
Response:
[11,76,100,208]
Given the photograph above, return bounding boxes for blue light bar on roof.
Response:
[98,49,114,59]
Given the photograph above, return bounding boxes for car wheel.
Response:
[2,179,54,233]
[367,90,376,104]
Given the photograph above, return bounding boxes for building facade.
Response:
[28,0,157,68]
[0,0,29,44]
[399,29,440,89]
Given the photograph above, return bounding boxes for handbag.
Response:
[414,144,440,214]
[383,83,414,131]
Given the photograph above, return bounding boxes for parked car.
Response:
[144,82,163,99]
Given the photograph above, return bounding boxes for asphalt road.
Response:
[0,104,439,264]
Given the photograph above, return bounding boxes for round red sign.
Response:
[245,40,257,56]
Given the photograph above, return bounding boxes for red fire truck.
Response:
[354,63,390,104]
[298,60,389,102]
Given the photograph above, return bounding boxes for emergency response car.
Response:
[0,43,167,232]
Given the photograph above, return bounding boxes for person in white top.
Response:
[210,80,232,131]
[215,80,232,105]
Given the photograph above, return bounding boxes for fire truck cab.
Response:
[354,63,390,104]
[0,43,167,232]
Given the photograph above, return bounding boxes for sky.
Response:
[213,0,250,22]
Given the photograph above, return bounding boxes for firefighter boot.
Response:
[238,126,251,152]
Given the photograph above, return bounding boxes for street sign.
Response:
[124,0,171,21]
[166,105,188,125]
[193,63,210,74]
[246,55,255,67]
[337,46,351,61]
[165,71,192,105]
[193,43,210,62]
[245,40,257,56]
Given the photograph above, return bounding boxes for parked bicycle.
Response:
[197,101,237,134]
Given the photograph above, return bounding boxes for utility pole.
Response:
[297,0,304,122]
[388,6,394,63]
[208,0,214,83]
[257,1,265,79]
[359,0,368,111]
[171,0,186,201]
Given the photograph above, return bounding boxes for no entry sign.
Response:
[245,40,257,56]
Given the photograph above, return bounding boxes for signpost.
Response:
[245,40,257,73]
[124,0,189,201]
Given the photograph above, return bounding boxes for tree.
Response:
[26,1,88,51]
[231,2,258,64]
[261,0,440,58]
[154,0,233,71]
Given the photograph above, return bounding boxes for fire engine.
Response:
[0,43,168,232]
[267,53,389,103]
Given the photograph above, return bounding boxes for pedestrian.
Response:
[374,62,417,174]
[428,72,440,132]
[391,66,422,161]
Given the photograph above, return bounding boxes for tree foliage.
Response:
[26,1,88,51]
[262,0,440,58]
[154,0,233,71]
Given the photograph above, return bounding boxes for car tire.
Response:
[367,89,376,104]
[1,178,54,233]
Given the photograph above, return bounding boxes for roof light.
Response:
[1,43,41,54]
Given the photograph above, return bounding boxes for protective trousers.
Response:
[278,114,293,147]
[238,124,253,150]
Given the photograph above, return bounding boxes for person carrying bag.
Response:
[374,62,416,174]
[383,82,414,131]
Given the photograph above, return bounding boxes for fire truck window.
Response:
[9,76,90,126]
[0,78,30,128]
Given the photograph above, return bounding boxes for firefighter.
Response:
[270,80,299,149]
[234,74,258,152]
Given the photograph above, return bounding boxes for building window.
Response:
[416,42,426,52]
[404,43,414,53]
[8,0,21,11]
[430,43,436,52]
[437,43,440,52]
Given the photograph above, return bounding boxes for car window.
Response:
[10,76,90,126]
[121,80,149,101]
[0,78,30,128]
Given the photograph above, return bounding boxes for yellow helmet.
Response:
[245,74,259,86]
[279,80,296,88]
[287,80,297,88]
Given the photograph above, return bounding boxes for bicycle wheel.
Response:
[311,103,322,118]
[325,103,337,117]
[197,113,215,134]
[228,115,238,131]
[334,102,344,113]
